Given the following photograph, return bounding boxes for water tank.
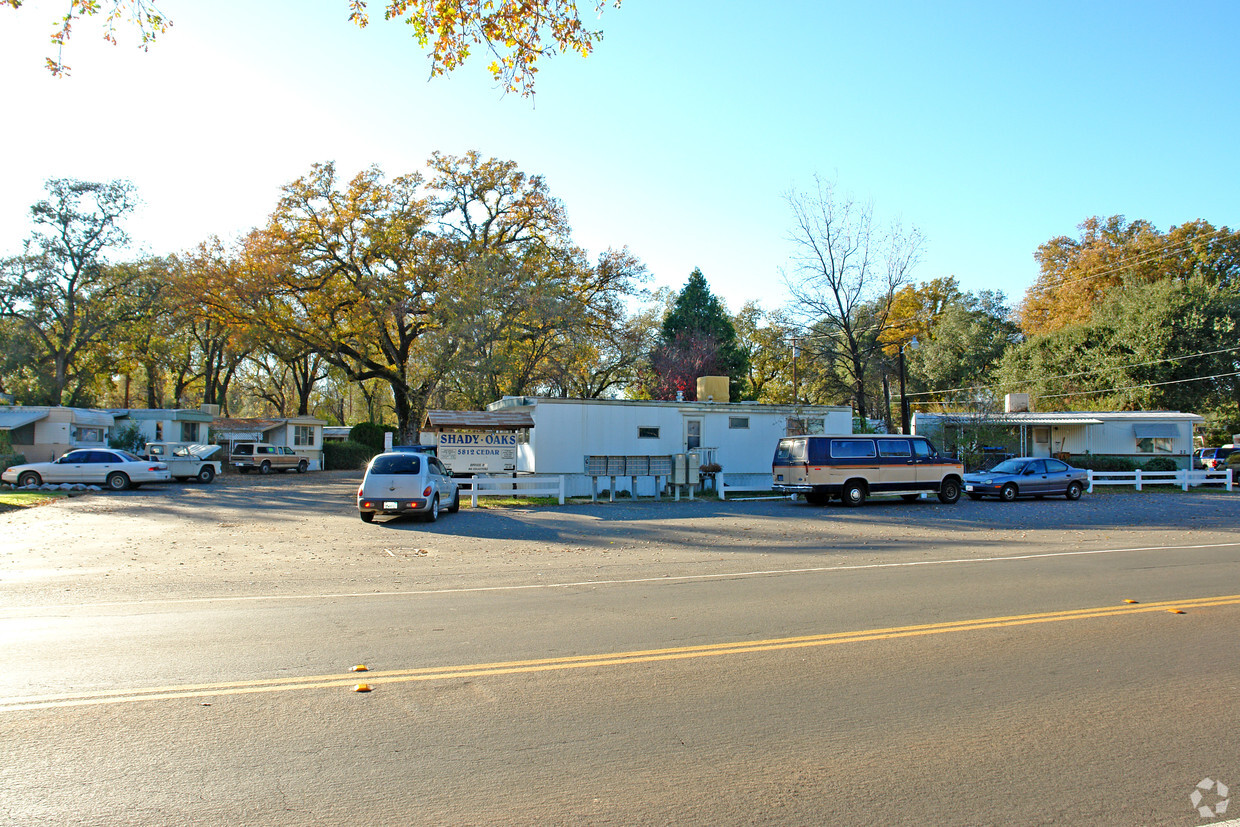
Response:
[696,376,729,403]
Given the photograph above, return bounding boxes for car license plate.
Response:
[383,501,398,510]
[965,485,974,492]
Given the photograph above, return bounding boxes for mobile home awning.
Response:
[0,410,48,430]
[1133,424,1179,438]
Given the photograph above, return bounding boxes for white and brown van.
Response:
[772,435,964,506]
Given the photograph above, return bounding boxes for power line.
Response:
[1035,370,1240,401]
[907,344,1240,400]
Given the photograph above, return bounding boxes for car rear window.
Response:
[370,455,421,475]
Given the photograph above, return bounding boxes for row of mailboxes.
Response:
[584,454,699,483]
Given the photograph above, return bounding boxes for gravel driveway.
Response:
[3,470,1237,608]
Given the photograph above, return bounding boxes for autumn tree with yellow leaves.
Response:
[8,0,620,93]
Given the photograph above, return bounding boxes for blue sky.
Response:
[2,1,1237,315]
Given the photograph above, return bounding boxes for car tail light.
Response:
[357,484,364,496]
[423,485,432,497]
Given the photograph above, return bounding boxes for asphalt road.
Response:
[2,474,1239,825]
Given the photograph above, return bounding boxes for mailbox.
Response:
[673,453,687,485]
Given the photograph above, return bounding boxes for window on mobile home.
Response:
[638,427,660,439]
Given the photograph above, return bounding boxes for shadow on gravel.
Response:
[365,489,1240,559]
[51,474,1240,559]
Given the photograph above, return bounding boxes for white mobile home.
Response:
[110,408,215,446]
[0,406,115,462]
[912,410,1203,468]
[483,396,853,497]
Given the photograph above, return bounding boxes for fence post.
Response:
[1135,468,1142,491]
[1087,469,1094,494]
[1229,468,1234,493]
[1181,469,1189,492]
[719,471,726,500]
[471,475,479,508]
[558,475,565,505]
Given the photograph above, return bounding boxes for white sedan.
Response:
[2,448,170,490]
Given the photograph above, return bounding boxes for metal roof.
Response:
[423,409,535,431]
[917,411,1203,426]
[111,408,215,422]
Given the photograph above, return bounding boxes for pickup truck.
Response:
[229,442,309,474]
[144,442,223,483]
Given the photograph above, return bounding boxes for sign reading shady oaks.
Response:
[436,432,518,474]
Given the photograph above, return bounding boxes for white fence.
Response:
[1087,468,1233,493]
[717,471,784,500]
[463,475,566,506]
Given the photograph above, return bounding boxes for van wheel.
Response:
[424,495,440,523]
[937,479,961,504]
[841,481,866,507]
[1000,483,1018,502]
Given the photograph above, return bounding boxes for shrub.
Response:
[108,422,145,453]
[1070,454,1138,472]
[348,422,399,452]
[0,454,27,475]
[1142,456,1178,472]
[323,440,375,471]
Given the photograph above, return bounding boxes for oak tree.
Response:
[11,0,620,93]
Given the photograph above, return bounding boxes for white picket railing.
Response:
[463,475,565,506]
[1086,468,1233,493]
[717,471,785,500]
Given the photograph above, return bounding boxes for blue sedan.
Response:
[963,457,1087,501]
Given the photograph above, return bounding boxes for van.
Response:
[1197,446,1237,470]
[772,435,964,506]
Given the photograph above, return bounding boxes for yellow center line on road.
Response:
[3,594,1237,712]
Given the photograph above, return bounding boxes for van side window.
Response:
[912,440,932,459]
[830,440,876,459]
[877,439,911,457]
[808,438,829,465]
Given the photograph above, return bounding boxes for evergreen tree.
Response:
[645,268,749,400]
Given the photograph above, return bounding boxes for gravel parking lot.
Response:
[3,470,1238,608]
